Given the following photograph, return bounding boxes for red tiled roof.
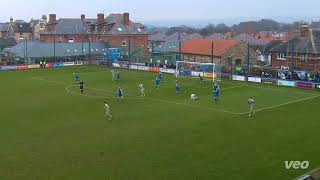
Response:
[181,39,238,57]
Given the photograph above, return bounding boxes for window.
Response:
[137,28,142,32]
[299,53,308,61]
[122,40,127,46]
[117,27,123,32]
[68,38,74,43]
[277,52,286,60]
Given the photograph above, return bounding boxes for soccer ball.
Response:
[190,94,198,100]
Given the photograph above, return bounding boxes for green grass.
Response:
[0,65,319,180]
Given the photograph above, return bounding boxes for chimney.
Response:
[123,13,130,26]
[48,14,57,31]
[42,15,47,22]
[97,13,104,24]
[300,24,310,37]
[81,14,85,20]
[10,17,13,23]
[49,14,57,24]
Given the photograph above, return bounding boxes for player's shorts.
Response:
[105,110,111,117]
[249,105,255,111]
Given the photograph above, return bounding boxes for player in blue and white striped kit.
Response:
[175,82,180,94]
[117,87,124,102]
[213,82,220,104]
[155,77,161,89]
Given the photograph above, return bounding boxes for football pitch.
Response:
[0,65,319,180]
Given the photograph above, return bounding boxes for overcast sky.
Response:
[0,0,319,24]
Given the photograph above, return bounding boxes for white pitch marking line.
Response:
[65,84,239,115]
[295,168,320,180]
[238,94,320,115]
[142,96,239,115]
[35,76,320,116]
[220,81,317,96]
[65,85,107,99]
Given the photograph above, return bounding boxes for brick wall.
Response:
[40,34,149,56]
[15,32,32,43]
[271,52,320,72]
[181,42,258,66]
[181,54,219,63]
[222,42,258,66]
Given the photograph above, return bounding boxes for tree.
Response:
[199,24,215,36]
[215,23,231,34]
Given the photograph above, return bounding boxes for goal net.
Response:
[175,61,222,81]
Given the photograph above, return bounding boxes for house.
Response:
[40,13,149,57]
[254,31,293,42]
[0,18,15,38]
[0,23,10,38]
[205,33,226,40]
[181,39,256,66]
[270,25,320,72]
[255,40,283,65]
[164,32,203,42]
[149,32,166,46]
[12,21,33,43]
[233,33,269,48]
[30,15,47,40]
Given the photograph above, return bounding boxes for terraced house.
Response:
[40,13,149,57]
[0,20,14,38]
[270,25,320,72]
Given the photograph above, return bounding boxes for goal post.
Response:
[175,61,222,82]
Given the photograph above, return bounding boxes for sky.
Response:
[0,0,319,26]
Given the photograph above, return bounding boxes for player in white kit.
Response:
[104,101,112,120]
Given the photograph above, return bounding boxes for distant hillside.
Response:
[146,19,320,36]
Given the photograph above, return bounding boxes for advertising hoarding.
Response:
[248,77,262,83]
[232,75,246,81]
[277,80,295,87]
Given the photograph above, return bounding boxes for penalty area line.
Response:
[142,96,239,115]
[238,94,320,115]
[64,84,141,99]
[65,84,240,115]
